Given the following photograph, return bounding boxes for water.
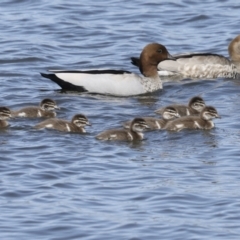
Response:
[1,0,240,239]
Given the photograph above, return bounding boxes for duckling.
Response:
[164,106,220,131]
[0,107,12,128]
[123,106,180,130]
[155,96,205,117]
[34,114,91,133]
[12,98,59,118]
[96,118,149,141]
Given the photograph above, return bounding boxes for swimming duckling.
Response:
[12,98,59,118]
[34,114,91,133]
[155,96,206,117]
[0,107,12,128]
[164,106,220,131]
[96,118,149,141]
[123,106,180,130]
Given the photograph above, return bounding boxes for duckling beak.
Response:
[216,114,221,119]
[86,121,92,126]
[145,124,150,129]
[55,106,60,110]
[167,53,176,61]
[154,109,161,114]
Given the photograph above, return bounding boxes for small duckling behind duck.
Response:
[0,107,12,128]
[155,96,206,117]
[164,106,220,132]
[96,118,149,141]
[12,98,59,118]
[123,106,180,130]
[34,114,91,133]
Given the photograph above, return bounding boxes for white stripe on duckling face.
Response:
[45,124,53,128]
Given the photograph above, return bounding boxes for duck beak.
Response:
[167,53,176,61]
[55,106,60,110]
[216,114,221,119]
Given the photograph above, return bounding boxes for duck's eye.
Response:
[157,49,163,53]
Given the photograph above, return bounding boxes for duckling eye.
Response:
[157,49,163,53]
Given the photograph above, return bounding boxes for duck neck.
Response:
[130,129,144,140]
[0,120,8,127]
[140,62,159,79]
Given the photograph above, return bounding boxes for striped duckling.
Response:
[12,98,59,118]
[164,106,220,131]
[96,118,149,141]
[123,106,180,130]
[155,96,206,117]
[34,114,91,133]
[0,107,12,128]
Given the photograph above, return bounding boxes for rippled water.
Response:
[1,0,240,239]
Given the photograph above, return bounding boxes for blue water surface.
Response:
[0,0,240,239]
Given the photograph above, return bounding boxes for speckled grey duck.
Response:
[96,118,149,141]
[34,114,91,133]
[164,106,220,131]
[155,96,206,117]
[123,106,180,130]
[12,98,59,118]
[0,107,12,128]
[131,34,240,79]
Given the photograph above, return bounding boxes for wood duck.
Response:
[41,43,175,96]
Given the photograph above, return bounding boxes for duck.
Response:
[131,35,240,79]
[0,107,12,128]
[123,106,180,130]
[40,43,175,96]
[12,98,59,118]
[155,96,206,117]
[164,106,220,131]
[34,114,91,133]
[96,118,149,141]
